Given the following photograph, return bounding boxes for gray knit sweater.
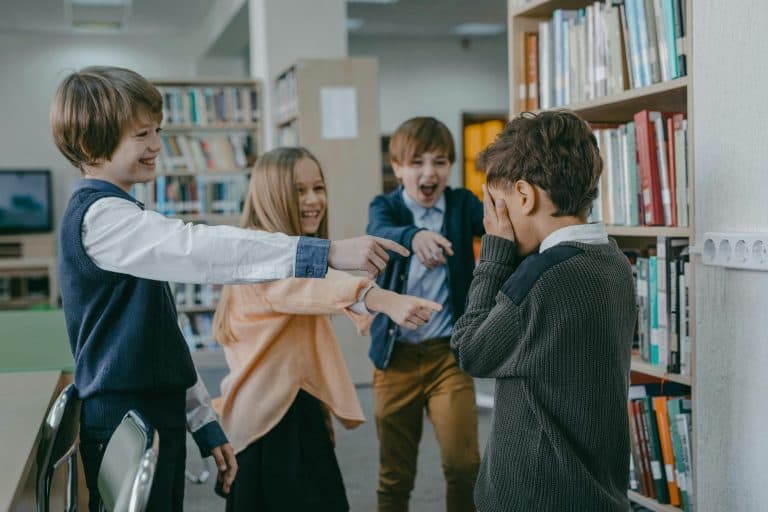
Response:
[451,235,635,512]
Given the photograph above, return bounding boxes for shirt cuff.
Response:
[192,421,229,458]
[349,283,376,315]
[295,237,330,278]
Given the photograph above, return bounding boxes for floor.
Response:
[184,370,652,511]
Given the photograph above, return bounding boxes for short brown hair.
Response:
[389,117,455,165]
[478,110,602,217]
[50,66,162,171]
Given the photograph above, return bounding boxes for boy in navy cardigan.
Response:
[366,117,484,511]
[51,66,408,511]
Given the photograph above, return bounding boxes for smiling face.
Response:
[393,151,451,208]
[293,157,327,235]
[83,115,162,192]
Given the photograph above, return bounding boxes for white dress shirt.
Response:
[539,222,610,253]
[82,196,300,283]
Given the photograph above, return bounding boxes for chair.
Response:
[36,383,81,512]
[97,410,159,512]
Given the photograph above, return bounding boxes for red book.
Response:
[634,110,664,225]
[632,400,656,498]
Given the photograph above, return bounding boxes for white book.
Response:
[643,0,662,83]
[652,113,673,225]
[656,237,669,370]
[609,129,626,225]
[538,21,553,109]
[586,6,595,101]
[594,2,608,97]
[674,118,688,227]
[652,0,671,81]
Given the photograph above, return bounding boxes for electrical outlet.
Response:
[700,232,768,271]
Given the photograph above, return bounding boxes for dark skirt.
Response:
[225,389,349,512]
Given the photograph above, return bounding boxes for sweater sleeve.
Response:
[366,195,423,250]
[262,269,373,317]
[450,235,523,377]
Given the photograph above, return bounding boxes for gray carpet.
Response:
[184,369,494,511]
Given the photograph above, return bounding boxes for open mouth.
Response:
[301,211,321,219]
[139,157,156,168]
[419,184,438,196]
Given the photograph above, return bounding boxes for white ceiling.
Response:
[347,0,506,37]
[0,0,217,34]
[0,0,507,44]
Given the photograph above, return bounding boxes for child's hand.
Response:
[364,288,442,330]
[211,442,238,496]
[329,236,409,278]
[482,184,515,241]
[412,231,454,269]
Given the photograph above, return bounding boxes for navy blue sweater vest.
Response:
[59,179,195,431]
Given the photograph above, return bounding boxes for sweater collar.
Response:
[73,178,144,208]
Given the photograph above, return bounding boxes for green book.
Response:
[641,396,669,502]
[667,397,692,511]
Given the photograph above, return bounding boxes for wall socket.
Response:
[700,232,768,271]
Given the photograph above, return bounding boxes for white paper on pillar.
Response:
[320,87,358,139]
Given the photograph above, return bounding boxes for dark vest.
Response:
[59,179,195,430]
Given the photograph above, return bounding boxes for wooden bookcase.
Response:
[508,1,695,511]
[0,234,58,309]
[274,58,381,383]
[134,78,262,357]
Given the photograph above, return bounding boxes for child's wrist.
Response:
[480,235,518,266]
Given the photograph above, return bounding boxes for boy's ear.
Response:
[515,180,537,215]
[391,162,404,180]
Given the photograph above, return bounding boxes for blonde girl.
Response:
[213,147,440,511]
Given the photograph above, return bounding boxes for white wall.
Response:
[349,35,509,187]
[693,1,768,510]
[0,30,208,228]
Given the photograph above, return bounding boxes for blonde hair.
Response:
[213,147,328,345]
[50,66,162,171]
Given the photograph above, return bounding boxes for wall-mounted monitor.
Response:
[0,170,53,235]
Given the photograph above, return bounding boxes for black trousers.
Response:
[226,390,349,512]
[80,426,187,512]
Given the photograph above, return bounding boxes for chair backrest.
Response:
[97,410,159,512]
[36,383,81,512]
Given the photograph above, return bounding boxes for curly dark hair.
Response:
[478,110,602,217]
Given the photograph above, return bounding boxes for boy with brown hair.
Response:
[451,110,636,511]
[367,116,484,511]
[51,66,408,511]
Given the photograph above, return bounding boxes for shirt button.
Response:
[399,275,405,282]
[388,328,395,335]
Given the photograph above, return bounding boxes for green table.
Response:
[0,310,74,373]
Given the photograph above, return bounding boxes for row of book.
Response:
[274,68,299,123]
[132,175,248,216]
[520,0,687,111]
[591,110,688,227]
[156,133,255,173]
[626,237,690,375]
[628,383,693,511]
[157,86,259,126]
[178,311,217,351]
[171,282,221,308]
[463,120,504,200]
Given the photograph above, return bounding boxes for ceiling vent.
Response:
[65,0,132,30]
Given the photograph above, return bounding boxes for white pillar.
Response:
[248,0,347,149]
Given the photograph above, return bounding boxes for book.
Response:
[634,110,664,225]
[653,396,681,505]
[525,32,539,111]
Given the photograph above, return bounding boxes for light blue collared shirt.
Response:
[399,190,453,343]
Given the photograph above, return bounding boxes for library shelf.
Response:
[177,305,217,314]
[606,226,692,238]
[528,78,689,123]
[511,0,598,17]
[631,356,691,387]
[157,169,251,177]
[161,123,260,132]
[627,490,683,512]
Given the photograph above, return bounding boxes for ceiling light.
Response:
[64,0,131,30]
[346,18,365,31]
[453,23,505,36]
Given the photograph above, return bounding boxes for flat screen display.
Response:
[0,170,53,234]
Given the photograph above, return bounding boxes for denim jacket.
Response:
[366,186,484,369]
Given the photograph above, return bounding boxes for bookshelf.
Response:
[0,235,58,310]
[508,0,694,510]
[133,78,263,354]
[273,58,381,383]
